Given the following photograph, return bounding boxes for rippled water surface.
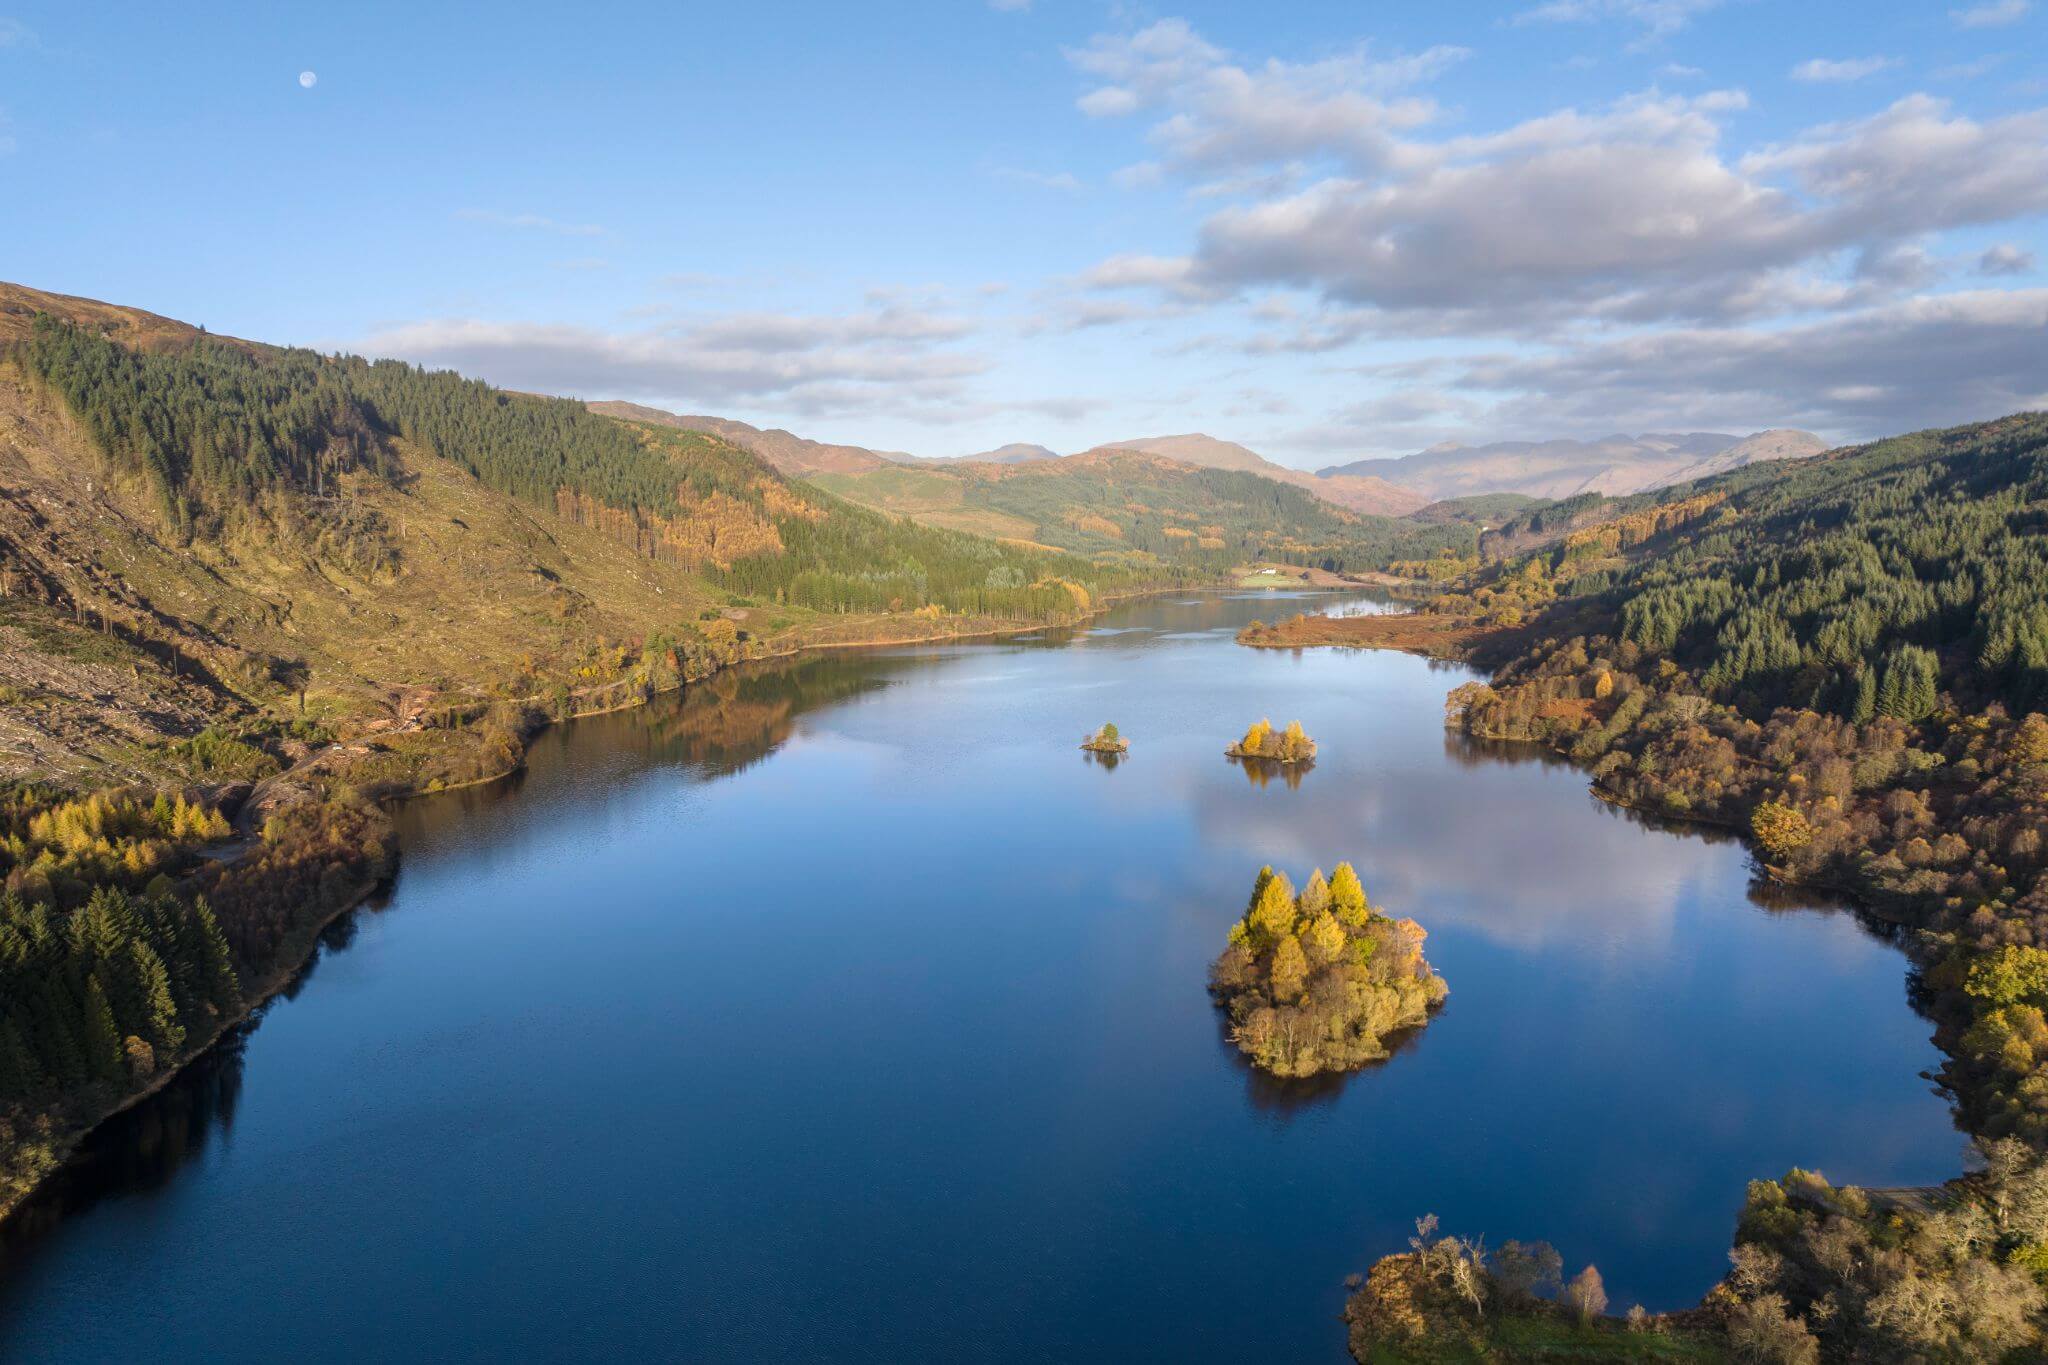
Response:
[0,591,1960,1362]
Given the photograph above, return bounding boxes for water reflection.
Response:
[1230,755,1313,790]
[0,1038,247,1266]
[1224,1013,1434,1118]
[1081,748,1125,772]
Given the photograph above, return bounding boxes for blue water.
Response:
[0,591,1960,1362]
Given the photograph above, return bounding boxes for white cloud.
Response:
[455,208,606,237]
[360,302,987,419]
[1515,0,1725,38]
[1077,86,1140,117]
[1066,20,1465,178]
[1182,91,1811,324]
[990,166,1083,193]
[1790,56,1899,83]
[0,18,37,48]
[1952,0,2030,26]
[1456,289,2048,434]
[1934,54,2009,79]
[1743,96,2048,242]
[1071,21,2048,334]
[1110,161,1165,190]
[1980,243,2037,275]
[1053,18,2046,452]
[1075,252,1219,302]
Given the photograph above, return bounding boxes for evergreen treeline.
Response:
[13,316,678,526]
[0,887,240,1105]
[1518,415,2048,719]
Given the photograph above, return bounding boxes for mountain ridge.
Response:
[1077,432,1430,517]
[1319,428,1827,501]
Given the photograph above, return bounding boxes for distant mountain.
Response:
[963,443,1059,464]
[811,447,1463,568]
[1083,433,1429,518]
[895,442,1060,466]
[1082,433,1271,474]
[1660,429,1834,485]
[1319,430,1827,502]
[583,403,910,476]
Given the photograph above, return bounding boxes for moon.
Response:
[298,70,317,89]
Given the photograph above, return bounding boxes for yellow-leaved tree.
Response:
[1330,862,1369,927]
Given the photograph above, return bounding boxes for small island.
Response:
[1209,863,1447,1078]
[1080,722,1129,754]
[1225,718,1317,764]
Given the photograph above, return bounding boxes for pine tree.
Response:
[34,984,89,1089]
[1248,870,1299,944]
[188,898,242,1012]
[1304,911,1347,967]
[126,940,185,1055]
[0,1019,39,1102]
[81,975,125,1084]
[1330,862,1369,928]
[1851,664,1877,725]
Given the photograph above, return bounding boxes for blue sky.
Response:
[2,1,2043,466]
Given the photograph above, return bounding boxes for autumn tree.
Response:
[1750,802,1814,862]
[1562,1265,1607,1324]
[1330,862,1369,928]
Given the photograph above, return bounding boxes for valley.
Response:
[3,280,2047,1361]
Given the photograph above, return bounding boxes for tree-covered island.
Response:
[1080,722,1129,754]
[1210,863,1446,1077]
[1226,718,1317,764]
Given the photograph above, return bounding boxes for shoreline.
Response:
[0,862,386,1227]
[0,580,1252,1227]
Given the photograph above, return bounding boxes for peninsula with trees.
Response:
[1209,863,1446,1078]
[1263,413,2048,1357]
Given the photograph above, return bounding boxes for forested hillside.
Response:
[1425,411,2048,1357]
[1465,414,2048,721]
[0,285,1163,787]
[14,314,1139,621]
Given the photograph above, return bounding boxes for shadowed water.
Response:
[0,591,1960,1362]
